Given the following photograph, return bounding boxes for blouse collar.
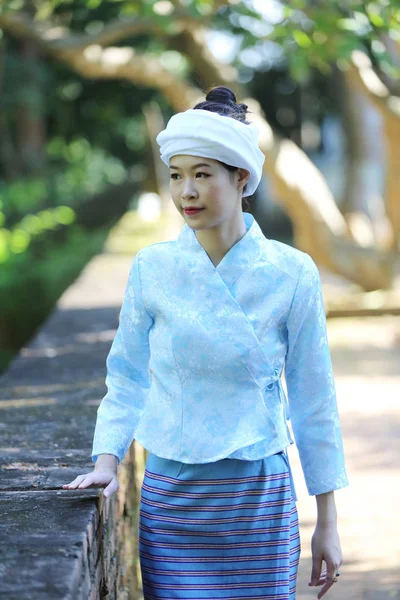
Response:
[176,212,268,288]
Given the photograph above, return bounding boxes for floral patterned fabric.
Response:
[91,212,349,497]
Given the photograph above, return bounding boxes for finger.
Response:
[103,478,119,498]
[317,578,334,599]
[310,557,323,586]
[308,572,327,587]
[77,476,94,489]
[308,569,326,586]
[317,562,338,599]
[64,474,86,485]
[62,474,87,489]
[325,561,339,584]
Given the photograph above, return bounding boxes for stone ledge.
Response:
[0,252,141,599]
[0,489,101,599]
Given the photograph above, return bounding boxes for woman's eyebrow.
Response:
[169,163,212,170]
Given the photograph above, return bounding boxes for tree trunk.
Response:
[340,68,393,250]
[142,102,171,211]
[16,39,47,174]
[0,40,20,179]
[246,98,394,291]
[345,52,400,250]
[384,115,400,251]
[142,101,183,238]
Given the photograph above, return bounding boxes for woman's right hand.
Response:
[62,468,119,498]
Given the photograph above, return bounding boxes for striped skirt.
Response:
[138,450,300,600]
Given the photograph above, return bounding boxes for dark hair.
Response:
[193,86,253,212]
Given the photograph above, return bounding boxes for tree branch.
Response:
[169,26,239,92]
[0,11,197,52]
[0,12,201,109]
[347,50,400,120]
[60,44,201,111]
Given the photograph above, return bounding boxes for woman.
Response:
[63,86,349,599]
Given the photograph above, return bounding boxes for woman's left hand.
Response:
[308,522,343,599]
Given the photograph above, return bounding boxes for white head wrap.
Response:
[156,108,265,196]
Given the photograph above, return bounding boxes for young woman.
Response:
[63,86,349,600]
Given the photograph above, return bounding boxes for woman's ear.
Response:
[236,168,250,192]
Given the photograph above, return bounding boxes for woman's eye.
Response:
[170,173,210,180]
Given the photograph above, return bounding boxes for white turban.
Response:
[156,108,265,196]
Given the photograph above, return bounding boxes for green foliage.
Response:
[2,52,52,117]
[0,137,128,265]
[0,136,128,215]
[0,136,133,373]
[0,223,109,373]
[236,0,400,82]
[2,0,398,84]
[46,137,128,192]
[0,206,76,263]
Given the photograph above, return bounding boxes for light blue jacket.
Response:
[91,212,349,498]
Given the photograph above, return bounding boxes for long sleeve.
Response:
[91,250,153,465]
[284,254,349,496]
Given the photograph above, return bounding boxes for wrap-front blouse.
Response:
[91,211,349,498]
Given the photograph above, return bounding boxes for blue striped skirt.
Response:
[138,450,300,600]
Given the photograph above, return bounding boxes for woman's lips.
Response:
[184,208,204,216]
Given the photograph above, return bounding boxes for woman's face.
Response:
[169,154,249,230]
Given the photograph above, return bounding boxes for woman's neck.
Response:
[194,212,247,267]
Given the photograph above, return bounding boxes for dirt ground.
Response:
[289,315,400,600]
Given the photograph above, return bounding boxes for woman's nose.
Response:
[182,180,198,199]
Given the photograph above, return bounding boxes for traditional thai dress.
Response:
[92,211,349,599]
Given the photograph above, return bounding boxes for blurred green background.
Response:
[0,0,399,373]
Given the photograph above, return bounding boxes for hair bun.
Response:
[193,86,250,124]
[205,86,237,107]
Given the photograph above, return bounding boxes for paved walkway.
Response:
[289,315,400,599]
